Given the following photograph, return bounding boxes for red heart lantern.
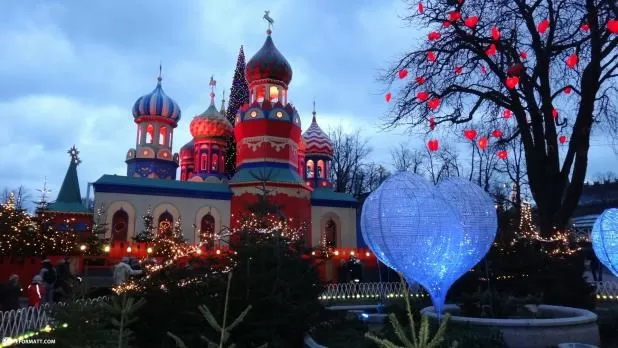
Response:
[507,63,524,76]
[416,76,426,84]
[429,117,436,130]
[443,21,451,27]
[465,16,479,28]
[481,66,487,74]
[455,66,463,75]
[399,69,409,79]
[449,11,461,21]
[506,76,519,89]
[564,86,572,94]
[385,92,392,103]
[492,129,503,138]
[427,139,439,152]
[427,98,441,110]
[580,23,589,32]
[428,31,441,41]
[608,19,618,34]
[520,51,528,59]
[418,2,424,13]
[552,108,559,119]
[485,44,497,56]
[538,19,550,33]
[427,51,437,62]
[503,109,512,119]
[491,26,500,41]
[566,54,578,69]
[559,135,567,144]
[478,137,488,150]
[417,91,429,101]
[498,150,508,160]
[464,129,477,141]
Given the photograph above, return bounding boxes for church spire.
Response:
[47,146,89,212]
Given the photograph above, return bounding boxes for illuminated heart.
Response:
[455,66,462,75]
[538,19,550,33]
[564,86,572,94]
[443,21,451,27]
[492,129,503,138]
[485,44,497,56]
[580,23,589,32]
[503,109,512,119]
[506,76,519,89]
[478,137,488,150]
[566,54,578,69]
[552,108,559,119]
[417,91,429,101]
[520,51,528,59]
[449,11,461,21]
[418,2,424,13]
[608,19,618,34]
[427,98,441,110]
[428,31,441,41]
[385,92,392,103]
[465,16,479,28]
[416,76,426,84]
[498,150,507,160]
[559,135,567,144]
[399,69,409,79]
[429,117,436,130]
[491,26,500,41]
[427,139,439,152]
[427,51,437,62]
[507,63,524,76]
[464,129,477,141]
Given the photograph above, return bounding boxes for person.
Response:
[113,257,143,286]
[39,259,56,304]
[27,275,45,308]
[54,257,73,302]
[1,274,22,311]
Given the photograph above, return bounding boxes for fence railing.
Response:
[0,297,108,340]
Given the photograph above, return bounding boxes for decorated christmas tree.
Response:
[134,207,155,242]
[36,208,78,256]
[0,192,39,256]
[224,45,250,173]
[152,215,187,259]
[83,203,109,256]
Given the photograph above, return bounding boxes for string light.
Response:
[224,45,250,173]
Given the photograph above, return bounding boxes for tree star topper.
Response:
[68,145,81,165]
[264,10,274,32]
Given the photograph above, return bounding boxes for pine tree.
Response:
[134,207,155,242]
[152,216,186,260]
[0,193,39,256]
[36,210,78,256]
[84,204,109,256]
[225,45,250,173]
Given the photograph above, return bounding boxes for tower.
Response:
[182,76,234,182]
[302,102,334,189]
[230,15,311,228]
[126,67,181,179]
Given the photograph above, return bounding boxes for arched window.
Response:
[200,213,216,248]
[111,209,129,242]
[137,126,142,145]
[256,86,266,102]
[306,160,314,178]
[269,86,279,102]
[159,126,167,145]
[211,154,219,172]
[201,154,207,171]
[146,124,154,144]
[317,160,325,178]
[281,89,287,104]
[158,211,173,236]
[168,132,173,147]
[325,219,337,248]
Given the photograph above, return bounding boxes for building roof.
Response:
[574,180,618,217]
[245,33,292,86]
[311,188,356,208]
[230,166,304,185]
[47,154,90,213]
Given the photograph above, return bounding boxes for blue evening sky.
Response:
[1,0,616,206]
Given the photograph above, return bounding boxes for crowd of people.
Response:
[0,257,75,311]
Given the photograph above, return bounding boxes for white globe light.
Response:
[592,208,618,277]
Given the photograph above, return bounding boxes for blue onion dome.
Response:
[132,76,181,122]
[245,33,293,87]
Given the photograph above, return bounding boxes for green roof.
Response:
[47,158,90,213]
[94,175,232,193]
[230,167,305,185]
[311,188,356,203]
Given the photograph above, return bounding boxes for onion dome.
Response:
[302,112,333,157]
[189,94,233,139]
[132,76,181,122]
[180,139,194,157]
[245,33,293,87]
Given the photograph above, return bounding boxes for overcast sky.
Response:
[1,0,616,208]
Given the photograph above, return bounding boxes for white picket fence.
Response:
[1,281,618,340]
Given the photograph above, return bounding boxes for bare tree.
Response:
[593,170,618,182]
[1,186,31,210]
[383,0,618,236]
[328,127,372,194]
[391,143,426,173]
[425,143,461,184]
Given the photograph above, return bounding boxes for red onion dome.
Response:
[180,140,194,158]
[132,77,181,122]
[245,34,293,87]
[190,103,233,139]
[302,115,333,157]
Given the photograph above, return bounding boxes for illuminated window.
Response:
[158,211,173,236]
[146,124,154,143]
[269,86,279,102]
[137,126,142,144]
[211,154,218,172]
[276,111,283,118]
[256,86,265,102]
[159,126,167,145]
[200,213,215,248]
[282,89,287,104]
[325,219,337,248]
[201,154,207,171]
[168,131,173,147]
[306,160,314,178]
[317,160,325,178]
[250,111,258,118]
[111,209,128,241]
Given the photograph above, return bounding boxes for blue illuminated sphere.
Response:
[361,172,468,313]
[592,209,618,277]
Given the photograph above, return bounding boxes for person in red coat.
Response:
[27,275,45,308]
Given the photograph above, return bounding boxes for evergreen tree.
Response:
[0,192,38,256]
[225,45,250,173]
[152,215,186,260]
[134,207,155,242]
[36,210,78,256]
[84,204,109,256]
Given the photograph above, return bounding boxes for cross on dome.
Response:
[158,63,163,82]
[68,145,81,165]
[264,10,274,34]
[209,75,217,104]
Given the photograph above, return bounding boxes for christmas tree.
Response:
[134,207,155,242]
[0,192,39,256]
[84,204,109,256]
[224,45,250,173]
[152,215,186,259]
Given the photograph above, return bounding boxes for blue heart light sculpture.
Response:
[361,172,497,315]
[592,208,618,277]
